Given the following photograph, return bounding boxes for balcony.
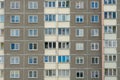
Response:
[104,19,117,25]
[104,63,116,68]
[104,34,116,39]
[105,77,117,80]
[104,5,116,11]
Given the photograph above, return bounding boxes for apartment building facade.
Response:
[0,0,118,80]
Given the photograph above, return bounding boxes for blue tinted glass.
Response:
[58,29,61,34]
[95,16,98,21]
[53,15,56,21]
[16,30,19,36]
[104,0,107,4]
[62,56,65,62]
[80,18,83,22]
[29,58,32,63]
[92,16,94,21]
[104,12,107,18]
[12,16,15,22]
[29,43,32,49]
[29,16,33,22]
[34,16,38,22]
[49,2,51,7]
[113,0,116,4]
[49,15,52,21]
[113,12,116,19]
[45,56,48,62]
[58,56,61,63]
[76,18,79,22]
[30,16,32,19]
[0,16,4,22]
[45,15,48,21]
[109,0,112,4]
[92,2,94,7]
[11,44,15,49]
[95,3,98,7]
[16,16,19,22]
[53,2,55,7]
[66,56,70,62]
[104,26,107,32]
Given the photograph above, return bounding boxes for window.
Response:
[104,26,116,34]
[92,57,99,64]
[28,43,38,50]
[28,70,38,78]
[76,15,84,23]
[45,42,56,49]
[91,29,99,36]
[10,70,20,78]
[76,57,84,64]
[76,71,84,78]
[58,56,70,63]
[0,43,3,50]
[45,1,56,7]
[58,28,70,35]
[28,15,38,23]
[104,12,116,19]
[10,56,20,64]
[58,42,70,49]
[58,0,69,8]
[28,1,38,9]
[28,29,38,37]
[28,56,38,64]
[76,29,84,37]
[10,15,20,23]
[45,14,56,21]
[91,1,99,9]
[45,28,56,35]
[10,1,20,9]
[75,2,84,9]
[76,43,84,50]
[91,71,99,78]
[0,29,4,36]
[0,15,4,23]
[58,69,70,77]
[10,29,20,37]
[44,56,56,63]
[91,43,99,50]
[104,0,116,5]
[105,55,116,62]
[0,2,4,8]
[10,43,20,50]
[58,14,70,21]
[104,40,117,48]
[0,56,4,64]
[91,15,99,23]
[45,70,56,77]
[105,68,116,76]
[0,70,3,78]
